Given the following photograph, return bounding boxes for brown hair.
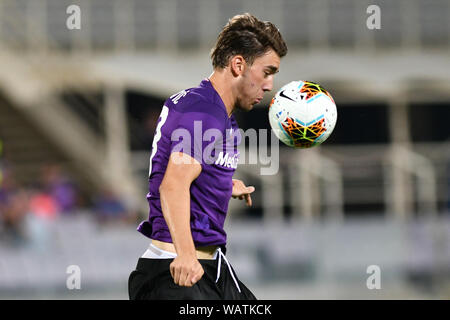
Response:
[211,13,288,69]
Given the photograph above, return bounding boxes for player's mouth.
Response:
[254,97,263,104]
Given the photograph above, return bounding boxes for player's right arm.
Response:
[159,152,204,287]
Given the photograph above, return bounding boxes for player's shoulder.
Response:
[166,79,227,120]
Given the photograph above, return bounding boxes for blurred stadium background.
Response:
[0,0,449,299]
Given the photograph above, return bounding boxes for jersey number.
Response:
[148,106,169,177]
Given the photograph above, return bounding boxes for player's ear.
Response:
[230,55,245,76]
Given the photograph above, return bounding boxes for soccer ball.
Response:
[268,80,337,148]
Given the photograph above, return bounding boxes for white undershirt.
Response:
[141,242,219,259]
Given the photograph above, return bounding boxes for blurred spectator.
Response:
[0,162,78,249]
[0,167,29,247]
[25,186,60,251]
[1,190,30,246]
[0,156,138,249]
[94,189,136,225]
[24,163,79,250]
[28,189,59,220]
[41,164,79,214]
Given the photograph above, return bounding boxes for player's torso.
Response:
[148,81,241,209]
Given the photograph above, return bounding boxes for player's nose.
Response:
[262,76,274,92]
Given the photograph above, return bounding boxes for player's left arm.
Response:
[231,179,255,207]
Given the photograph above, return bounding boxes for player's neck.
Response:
[208,71,236,118]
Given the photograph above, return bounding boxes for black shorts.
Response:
[128,257,257,300]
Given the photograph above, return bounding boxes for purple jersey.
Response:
[137,79,241,247]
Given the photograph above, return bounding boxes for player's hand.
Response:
[169,254,204,287]
[231,179,255,207]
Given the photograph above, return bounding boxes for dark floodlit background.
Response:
[0,0,449,299]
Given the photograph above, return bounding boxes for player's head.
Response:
[210,13,287,111]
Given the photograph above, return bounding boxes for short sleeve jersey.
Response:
[137,79,241,247]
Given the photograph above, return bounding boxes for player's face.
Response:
[237,49,280,111]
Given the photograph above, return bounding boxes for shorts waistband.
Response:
[150,239,222,259]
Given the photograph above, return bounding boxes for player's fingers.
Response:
[237,181,247,192]
[245,193,252,207]
[179,270,190,287]
[191,266,204,285]
[172,265,181,285]
[234,180,244,187]
[246,186,255,194]
[190,275,199,285]
[170,262,175,281]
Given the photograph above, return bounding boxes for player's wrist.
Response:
[174,243,197,258]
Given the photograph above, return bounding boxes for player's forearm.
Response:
[159,183,197,258]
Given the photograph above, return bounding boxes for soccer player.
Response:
[128,13,287,300]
